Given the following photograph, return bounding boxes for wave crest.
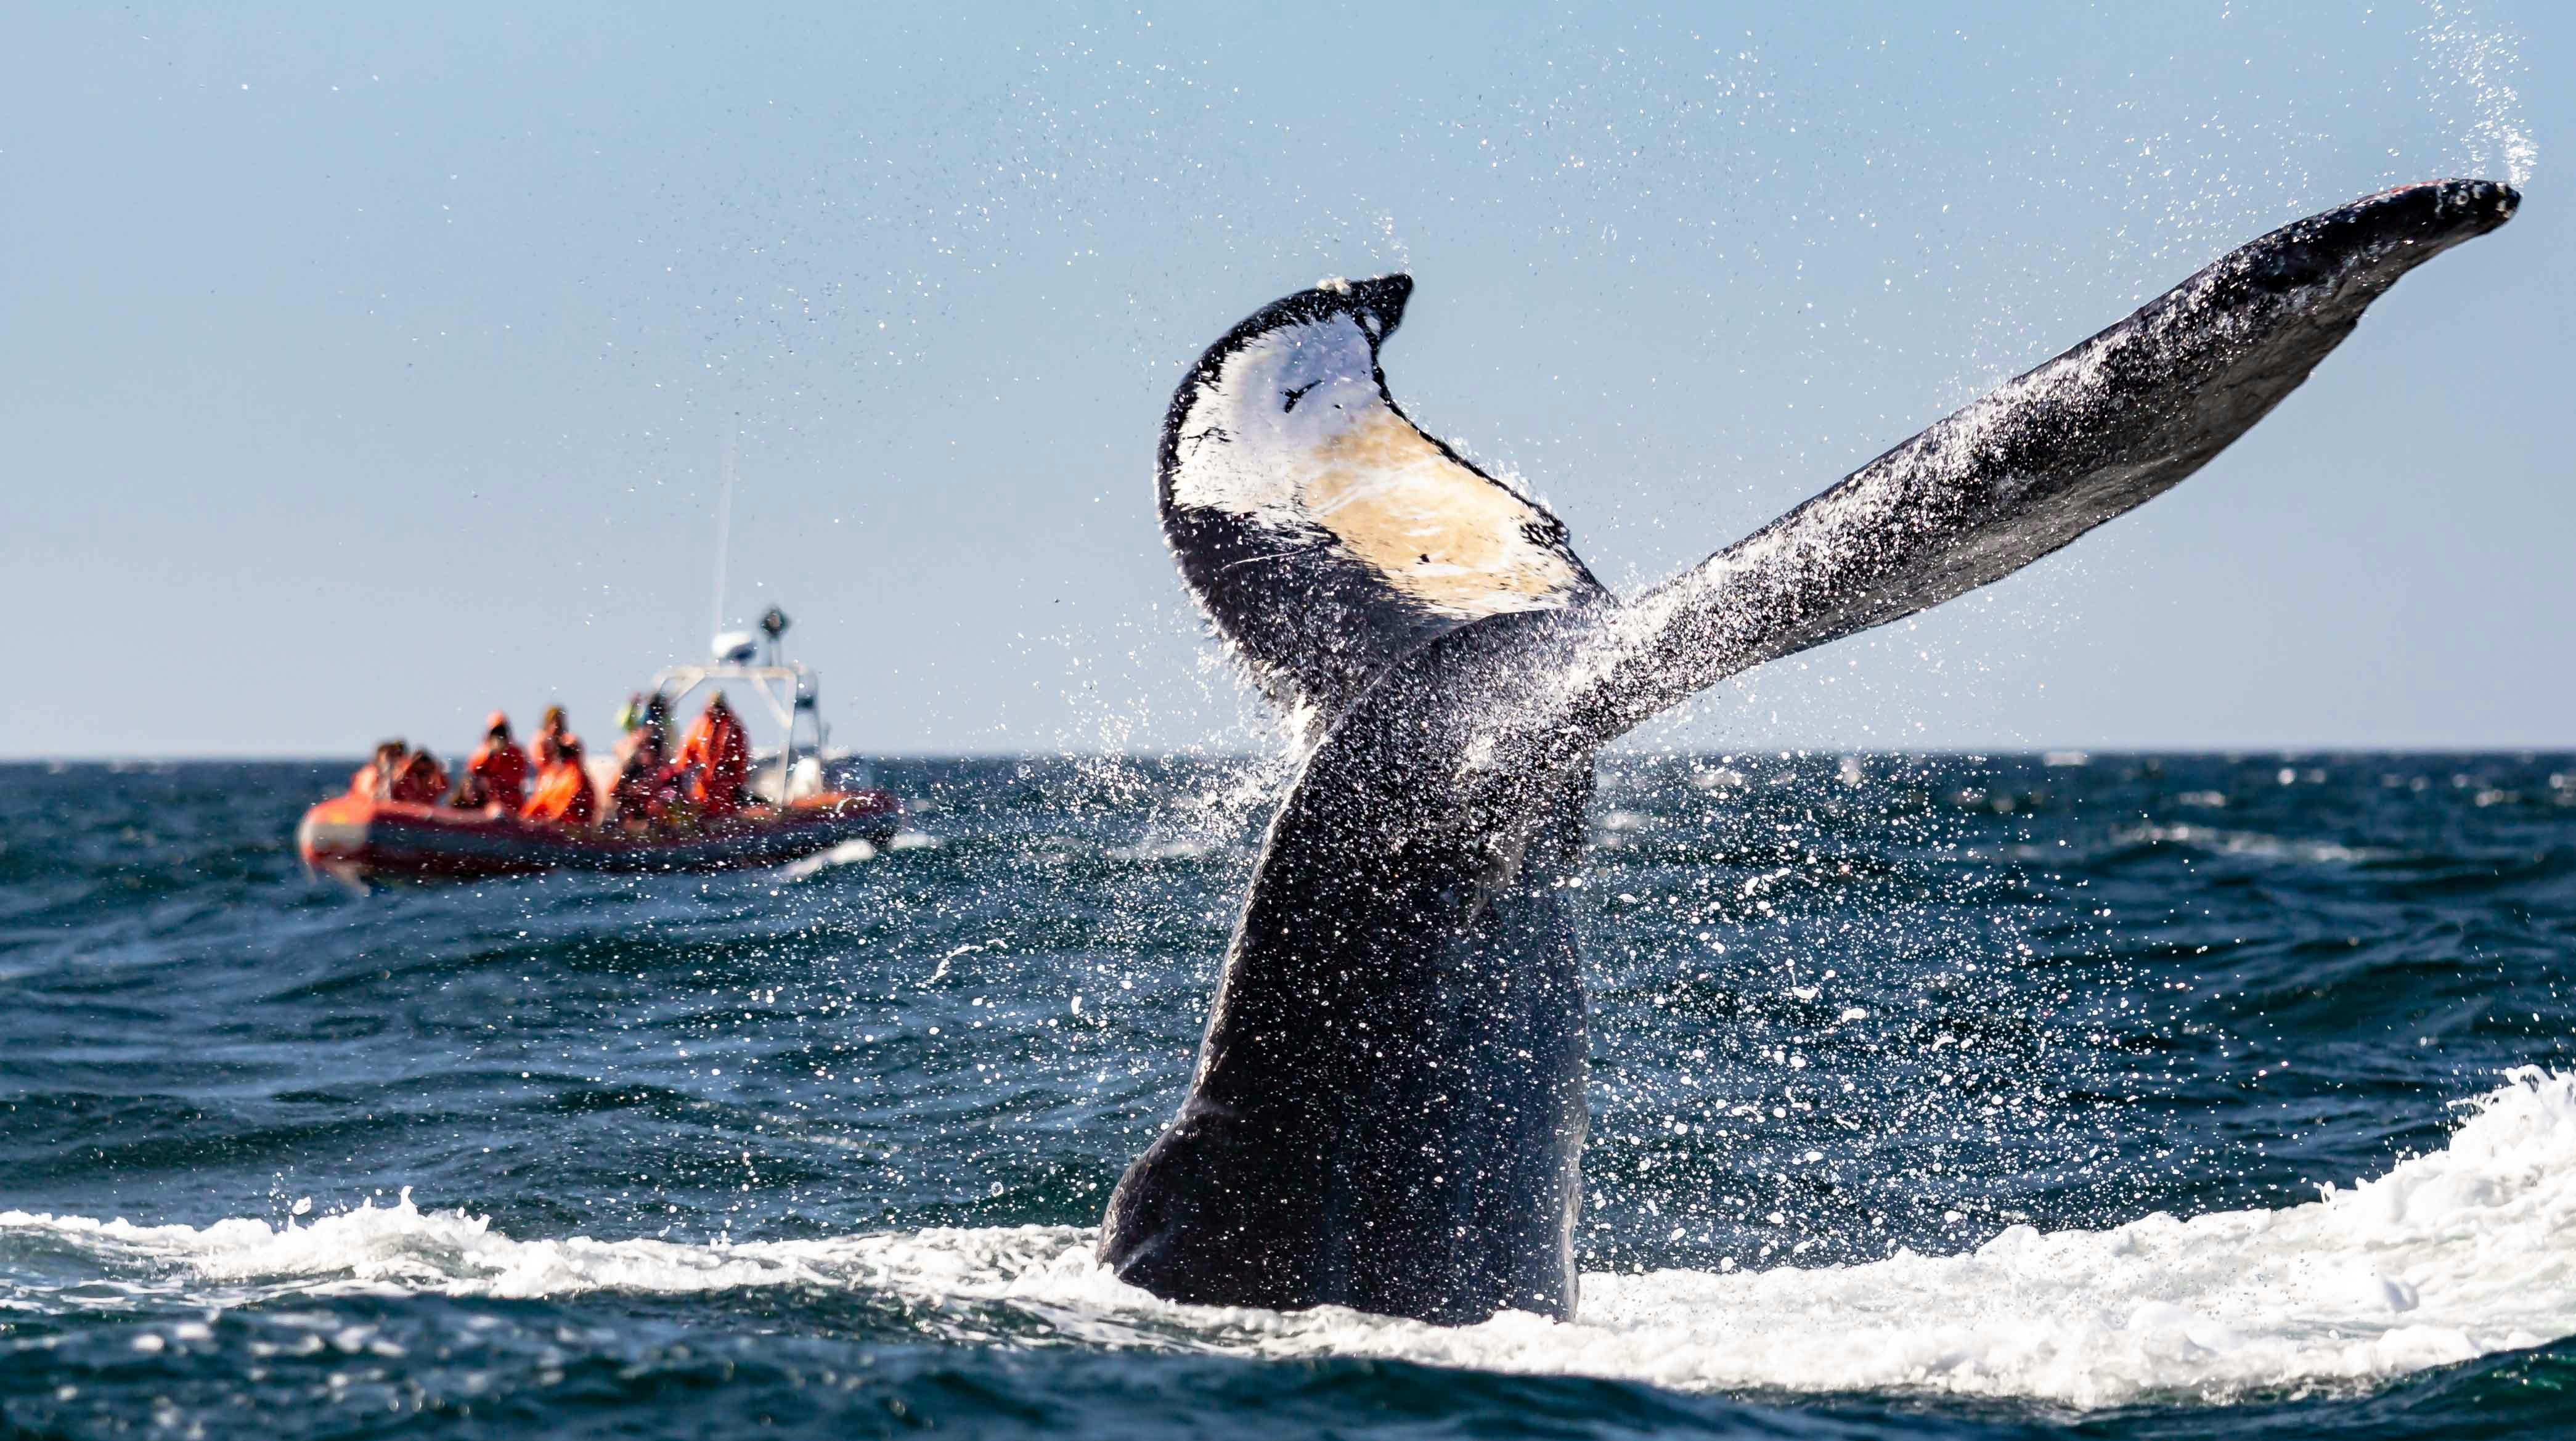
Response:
[8,1072,2575,1410]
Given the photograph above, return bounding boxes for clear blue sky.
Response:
[2,2,2563,759]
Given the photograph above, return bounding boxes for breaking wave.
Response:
[10,1071,2574,1411]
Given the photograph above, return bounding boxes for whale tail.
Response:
[1156,272,1609,743]
[1109,180,2518,1326]
[1541,179,2520,757]
[1160,180,2517,763]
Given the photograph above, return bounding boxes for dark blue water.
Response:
[4,754,2573,1439]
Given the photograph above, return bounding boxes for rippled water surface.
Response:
[4,754,2574,1438]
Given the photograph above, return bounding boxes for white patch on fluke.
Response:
[8,1071,2575,1410]
[1169,307,1584,620]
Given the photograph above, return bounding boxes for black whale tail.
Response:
[1105,181,2516,1328]
[1526,178,2522,761]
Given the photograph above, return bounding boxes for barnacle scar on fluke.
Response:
[1100,180,2519,1326]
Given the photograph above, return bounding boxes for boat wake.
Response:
[778,837,878,879]
[6,1071,2573,1410]
[776,829,940,880]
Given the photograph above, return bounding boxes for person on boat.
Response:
[352,740,406,798]
[386,748,449,806]
[467,712,531,812]
[606,756,651,828]
[677,692,751,818]
[530,704,575,770]
[597,693,663,827]
[521,735,597,827]
[611,693,669,770]
[644,692,674,756]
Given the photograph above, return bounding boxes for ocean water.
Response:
[3,753,2573,1439]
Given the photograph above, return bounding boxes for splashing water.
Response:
[6,756,2575,1437]
[2418,1,2539,186]
[9,1069,2575,1411]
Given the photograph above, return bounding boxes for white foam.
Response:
[1106,836,1227,863]
[8,1072,2575,1409]
[780,838,876,879]
[2111,823,2386,866]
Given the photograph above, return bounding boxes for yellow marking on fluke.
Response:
[1298,412,1577,616]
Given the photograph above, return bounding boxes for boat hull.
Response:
[297,792,902,885]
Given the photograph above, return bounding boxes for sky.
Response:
[1,2,2565,759]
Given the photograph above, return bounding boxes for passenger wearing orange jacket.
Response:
[676,693,751,818]
[467,712,531,812]
[521,737,597,827]
[529,704,573,770]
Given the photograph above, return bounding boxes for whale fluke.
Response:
[1158,274,1606,737]
[1104,179,2517,1326]
[1540,179,2522,755]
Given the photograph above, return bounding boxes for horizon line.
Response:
[9,745,2576,766]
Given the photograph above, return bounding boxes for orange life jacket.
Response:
[521,759,596,827]
[468,740,531,811]
[677,708,750,815]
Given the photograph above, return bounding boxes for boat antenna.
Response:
[711,436,736,641]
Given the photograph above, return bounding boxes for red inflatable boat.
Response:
[297,790,902,885]
[304,605,915,884]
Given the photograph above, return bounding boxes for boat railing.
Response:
[648,661,828,802]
